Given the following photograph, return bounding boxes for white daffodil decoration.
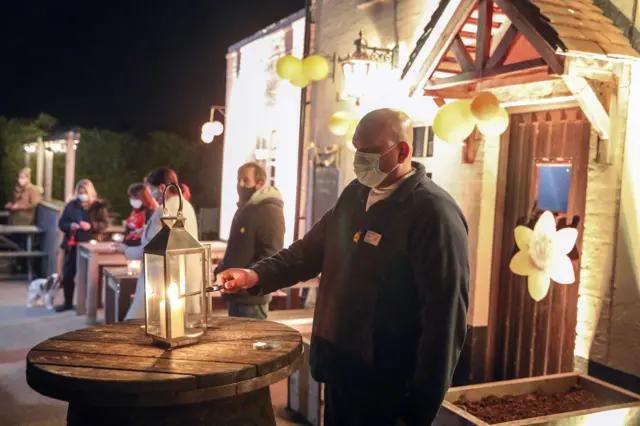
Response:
[509,210,578,302]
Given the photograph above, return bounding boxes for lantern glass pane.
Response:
[168,251,205,331]
[144,253,165,337]
[342,60,371,99]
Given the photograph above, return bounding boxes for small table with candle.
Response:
[26,317,303,426]
[75,241,127,324]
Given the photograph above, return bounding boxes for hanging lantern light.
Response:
[143,184,212,348]
[338,30,397,104]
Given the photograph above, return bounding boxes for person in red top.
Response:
[123,183,157,246]
[180,183,191,201]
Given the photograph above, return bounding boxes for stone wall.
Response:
[574,61,640,381]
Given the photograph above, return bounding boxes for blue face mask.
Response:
[353,143,400,188]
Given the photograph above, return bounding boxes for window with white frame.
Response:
[412,126,434,158]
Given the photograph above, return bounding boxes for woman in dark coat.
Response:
[56,179,110,312]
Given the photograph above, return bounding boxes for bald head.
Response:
[352,108,414,188]
[354,108,413,152]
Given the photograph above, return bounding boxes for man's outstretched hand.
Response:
[216,268,260,294]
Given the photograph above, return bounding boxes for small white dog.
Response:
[26,273,60,310]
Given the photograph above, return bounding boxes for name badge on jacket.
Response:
[364,231,382,246]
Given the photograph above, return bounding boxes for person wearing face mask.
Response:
[57,179,110,312]
[123,167,199,320]
[5,168,41,274]
[5,168,41,226]
[216,109,469,426]
[123,183,158,246]
[214,162,285,320]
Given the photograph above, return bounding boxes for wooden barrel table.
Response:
[26,317,303,426]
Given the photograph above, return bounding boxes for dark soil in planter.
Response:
[453,385,613,423]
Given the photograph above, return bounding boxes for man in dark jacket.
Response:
[216,162,285,319]
[217,109,469,425]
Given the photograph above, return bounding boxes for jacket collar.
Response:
[358,161,426,204]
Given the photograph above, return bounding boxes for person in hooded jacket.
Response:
[217,109,469,426]
[5,168,41,226]
[215,162,285,320]
[5,168,41,274]
[56,179,110,312]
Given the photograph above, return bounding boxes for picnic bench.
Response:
[0,210,9,223]
[26,317,303,426]
[0,225,46,281]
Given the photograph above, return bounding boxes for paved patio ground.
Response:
[0,278,306,426]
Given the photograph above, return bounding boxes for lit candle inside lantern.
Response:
[159,282,184,338]
[128,260,141,275]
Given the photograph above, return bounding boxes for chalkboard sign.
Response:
[312,165,340,226]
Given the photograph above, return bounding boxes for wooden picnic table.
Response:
[76,241,127,325]
[26,317,303,426]
[0,225,45,281]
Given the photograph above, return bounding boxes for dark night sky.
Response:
[0,0,306,138]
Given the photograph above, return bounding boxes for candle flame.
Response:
[168,282,179,300]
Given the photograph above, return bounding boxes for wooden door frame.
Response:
[484,99,581,381]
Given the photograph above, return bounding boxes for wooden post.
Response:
[44,150,54,201]
[36,137,45,189]
[64,132,77,201]
[24,151,30,169]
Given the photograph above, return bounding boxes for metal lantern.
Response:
[143,183,211,348]
[338,30,397,104]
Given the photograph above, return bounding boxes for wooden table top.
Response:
[77,241,123,254]
[0,225,42,234]
[26,318,303,407]
[103,266,139,280]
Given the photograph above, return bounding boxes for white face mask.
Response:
[130,198,143,209]
[353,143,400,188]
[78,194,89,203]
[18,178,28,187]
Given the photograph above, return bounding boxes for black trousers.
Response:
[62,246,77,308]
[324,383,412,426]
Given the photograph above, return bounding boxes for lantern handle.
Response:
[161,182,184,219]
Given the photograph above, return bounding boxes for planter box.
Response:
[435,372,640,425]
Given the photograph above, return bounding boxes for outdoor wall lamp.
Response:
[201,106,226,144]
[338,30,398,106]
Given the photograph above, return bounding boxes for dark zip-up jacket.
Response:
[217,186,285,305]
[250,162,469,425]
[58,199,110,248]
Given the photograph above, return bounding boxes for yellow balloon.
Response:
[276,55,302,80]
[289,73,310,88]
[346,118,360,140]
[470,92,500,121]
[329,111,352,136]
[477,107,509,137]
[432,100,476,143]
[302,55,330,81]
